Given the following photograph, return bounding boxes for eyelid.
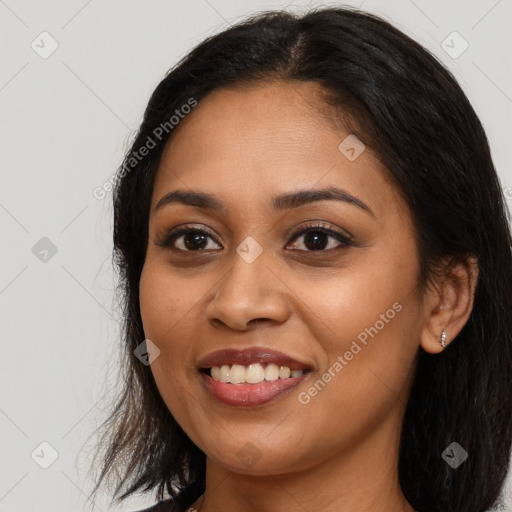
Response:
[287,221,353,244]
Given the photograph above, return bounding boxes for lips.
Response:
[197,347,311,371]
[201,373,309,407]
[197,347,313,407]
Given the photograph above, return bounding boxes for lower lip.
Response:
[200,372,309,407]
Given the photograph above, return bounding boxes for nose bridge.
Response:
[206,238,289,330]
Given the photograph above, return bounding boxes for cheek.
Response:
[139,265,186,388]
[139,262,185,341]
[291,300,420,465]
[299,243,422,410]
[139,260,206,379]
[306,249,418,352]
[138,264,199,424]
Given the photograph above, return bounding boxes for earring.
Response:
[441,330,447,348]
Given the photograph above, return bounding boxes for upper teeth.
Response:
[209,363,305,384]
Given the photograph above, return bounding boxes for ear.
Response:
[420,256,479,354]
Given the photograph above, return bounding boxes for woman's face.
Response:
[139,81,427,476]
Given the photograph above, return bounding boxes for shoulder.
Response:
[131,499,176,512]
[131,481,203,512]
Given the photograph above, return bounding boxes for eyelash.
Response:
[156,221,354,253]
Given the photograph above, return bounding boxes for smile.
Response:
[197,347,313,407]
[206,363,307,384]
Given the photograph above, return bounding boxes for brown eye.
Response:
[287,222,354,252]
[156,226,221,252]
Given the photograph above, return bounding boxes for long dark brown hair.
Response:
[88,6,512,512]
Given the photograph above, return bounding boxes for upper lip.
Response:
[198,347,312,371]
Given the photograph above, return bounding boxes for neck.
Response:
[195,409,415,512]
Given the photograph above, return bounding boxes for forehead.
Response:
[151,81,405,220]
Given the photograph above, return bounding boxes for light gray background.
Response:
[1,1,511,511]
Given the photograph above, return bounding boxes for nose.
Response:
[205,247,290,331]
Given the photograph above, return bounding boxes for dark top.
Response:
[133,499,176,512]
[132,483,203,512]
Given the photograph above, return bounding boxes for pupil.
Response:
[185,232,207,250]
[305,231,327,251]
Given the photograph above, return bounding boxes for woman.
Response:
[89,6,512,512]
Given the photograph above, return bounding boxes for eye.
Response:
[287,222,353,252]
[156,224,221,252]
[155,221,354,253]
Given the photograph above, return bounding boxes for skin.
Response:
[139,81,478,512]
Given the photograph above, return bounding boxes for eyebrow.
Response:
[154,186,374,217]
